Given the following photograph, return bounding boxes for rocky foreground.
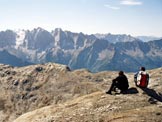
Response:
[0,63,162,122]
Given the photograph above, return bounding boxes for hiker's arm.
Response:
[112,76,119,83]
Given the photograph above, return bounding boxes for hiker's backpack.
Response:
[139,72,149,88]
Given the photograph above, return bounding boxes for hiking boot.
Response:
[106,91,112,95]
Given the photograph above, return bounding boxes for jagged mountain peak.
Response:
[54,28,63,32]
[0,30,16,48]
[32,27,46,32]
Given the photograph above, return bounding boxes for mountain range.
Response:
[136,36,162,42]
[0,27,162,72]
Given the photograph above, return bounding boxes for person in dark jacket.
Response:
[106,71,129,94]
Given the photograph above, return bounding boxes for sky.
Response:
[0,0,162,37]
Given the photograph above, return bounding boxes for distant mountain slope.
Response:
[95,33,140,43]
[0,28,162,72]
[111,39,162,71]
[0,50,32,66]
[136,36,162,42]
[0,30,16,48]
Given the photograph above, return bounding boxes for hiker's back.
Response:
[137,71,149,88]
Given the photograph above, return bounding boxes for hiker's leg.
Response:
[106,81,117,94]
[118,84,128,94]
[134,79,138,86]
[120,87,128,94]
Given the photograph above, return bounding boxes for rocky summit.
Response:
[0,63,162,122]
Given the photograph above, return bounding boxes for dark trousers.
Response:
[108,81,128,93]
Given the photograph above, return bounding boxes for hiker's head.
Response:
[119,71,124,75]
[140,67,145,71]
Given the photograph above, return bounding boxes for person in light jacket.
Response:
[134,67,149,88]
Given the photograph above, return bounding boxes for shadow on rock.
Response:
[141,88,162,103]
[122,87,139,94]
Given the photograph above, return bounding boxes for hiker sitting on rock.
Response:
[106,71,129,95]
[134,67,149,88]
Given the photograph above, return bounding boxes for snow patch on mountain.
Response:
[15,30,26,48]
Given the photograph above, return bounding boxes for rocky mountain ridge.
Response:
[136,36,162,42]
[0,63,162,122]
[0,28,162,72]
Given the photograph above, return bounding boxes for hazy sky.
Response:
[0,0,162,36]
